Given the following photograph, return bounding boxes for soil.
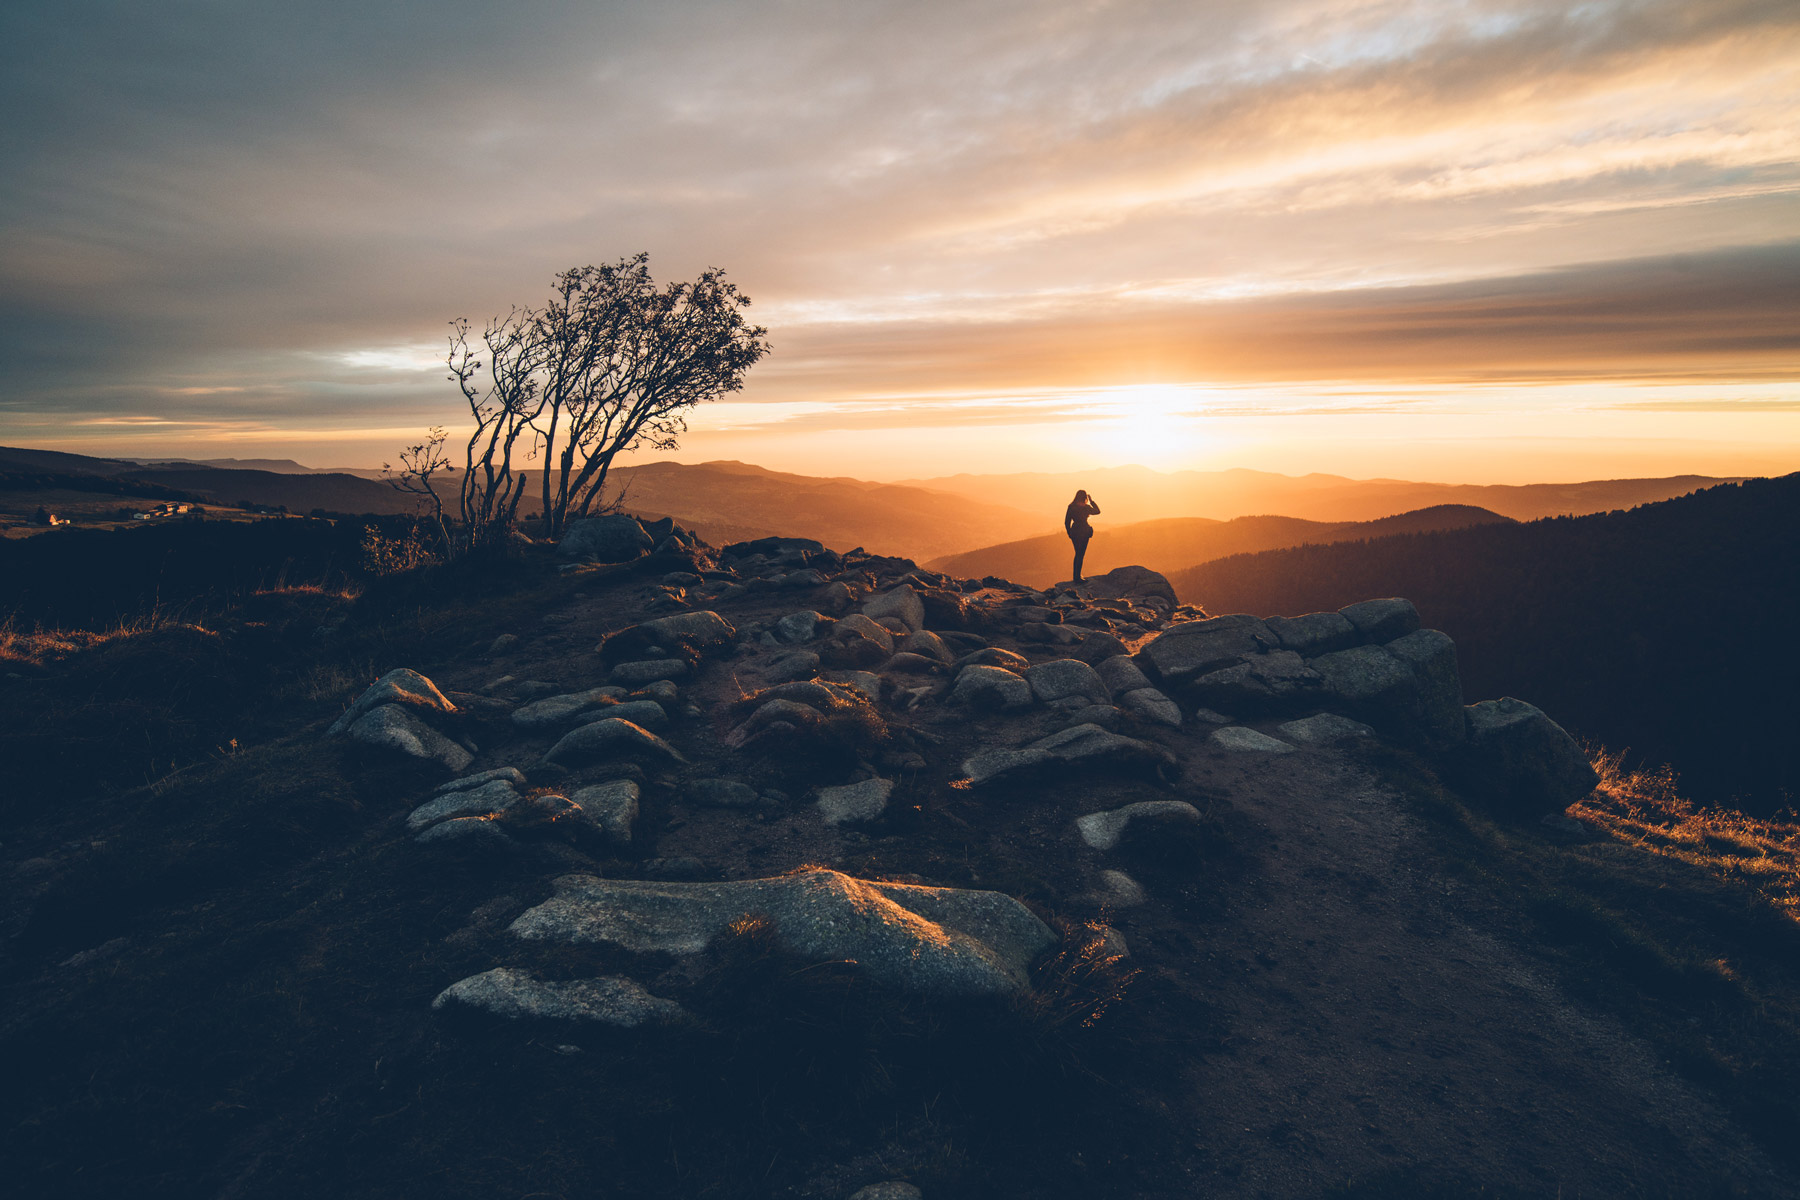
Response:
[4,548,1796,1198]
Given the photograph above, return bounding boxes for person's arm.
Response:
[1088,497,1101,515]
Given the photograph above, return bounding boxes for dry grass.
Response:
[1572,745,1800,925]
[0,612,213,669]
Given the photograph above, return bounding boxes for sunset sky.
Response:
[2,0,1797,482]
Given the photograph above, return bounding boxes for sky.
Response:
[1,0,1796,484]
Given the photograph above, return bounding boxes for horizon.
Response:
[2,1,1797,483]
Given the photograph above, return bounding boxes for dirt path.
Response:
[1172,747,1795,1198]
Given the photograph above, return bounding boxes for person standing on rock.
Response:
[1065,489,1100,583]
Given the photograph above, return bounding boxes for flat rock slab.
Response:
[1076,800,1202,850]
[1265,611,1360,656]
[816,777,894,825]
[510,868,1056,996]
[1210,726,1296,754]
[1339,597,1420,643]
[962,722,1173,785]
[511,687,628,729]
[328,667,457,735]
[433,967,683,1027]
[435,766,527,794]
[408,777,522,831]
[346,705,472,772]
[1278,713,1376,746]
[544,717,685,766]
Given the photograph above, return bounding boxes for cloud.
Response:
[0,0,1795,462]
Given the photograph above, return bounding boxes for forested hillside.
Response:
[1172,475,1800,812]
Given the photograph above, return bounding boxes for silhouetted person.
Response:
[1065,489,1100,583]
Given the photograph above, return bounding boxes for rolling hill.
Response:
[901,464,1739,526]
[926,504,1514,588]
[1168,474,1800,813]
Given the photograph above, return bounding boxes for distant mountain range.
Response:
[0,444,1748,563]
[900,465,1740,525]
[925,504,1513,589]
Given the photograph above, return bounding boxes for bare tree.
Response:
[447,313,544,549]
[382,425,452,553]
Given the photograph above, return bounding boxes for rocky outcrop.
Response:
[329,668,470,771]
[1458,698,1599,816]
[509,869,1056,996]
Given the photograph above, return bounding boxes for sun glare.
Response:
[1089,384,1202,469]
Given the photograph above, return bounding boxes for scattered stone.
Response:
[571,779,640,841]
[1024,658,1109,705]
[816,777,894,825]
[1097,869,1145,908]
[863,585,925,633]
[487,633,521,655]
[688,778,763,808]
[1209,726,1295,753]
[1339,597,1421,643]
[636,679,680,705]
[1137,614,1274,684]
[416,816,512,846]
[609,659,689,686]
[1076,800,1202,850]
[433,967,683,1027]
[345,705,472,772]
[1096,654,1153,695]
[1460,697,1599,816]
[962,723,1173,785]
[955,646,1032,673]
[949,664,1034,711]
[662,571,704,588]
[818,581,856,613]
[822,670,880,702]
[408,777,522,830]
[1264,611,1359,656]
[599,610,737,664]
[1278,712,1376,745]
[1063,704,1125,729]
[328,667,457,735]
[724,698,825,749]
[435,766,527,794]
[544,718,686,767]
[882,651,944,674]
[763,649,821,682]
[511,869,1056,996]
[898,630,954,663]
[835,613,896,654]
[1118,687,1182,727]
[558,514,654,562]
[1192,707,1234,725]
[511,687,628,729]
[601,699,669,731]
[776,610,828,643]
[781,567,828,588]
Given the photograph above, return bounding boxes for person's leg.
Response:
[1072,536,1088,582]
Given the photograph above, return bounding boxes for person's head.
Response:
[1072,489,1089,504]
